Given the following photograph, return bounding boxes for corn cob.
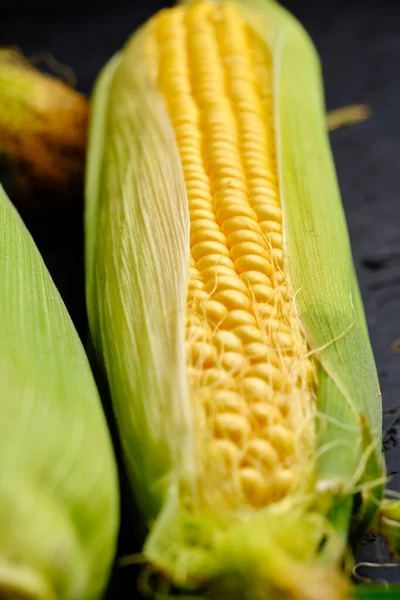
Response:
[85,1,391,597]
[0,181,119,599]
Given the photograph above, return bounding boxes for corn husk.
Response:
[0,181,119,599]
[0,49,88,213]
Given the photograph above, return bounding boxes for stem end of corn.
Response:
[144,492,351,600]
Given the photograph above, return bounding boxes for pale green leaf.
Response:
[0,185,118,600]
[85,34,194,522]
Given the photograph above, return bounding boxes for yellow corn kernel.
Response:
[213,330,243,354]
[239,270,272,287]
[187,289,208,304]
[189,208,218,222]
[190,229,227,247]
[191,240,230,261]
[251,402,282,427]
[221,351,247,373]
[186,341,217,368]
[221,215,261,236]
[220,310,257,330]
[201,264,236,280]
[249,283,275,304]
[204,275,247,295]
[233,325,265,345]
[214,412,252,446]
[207,389,249,416]
[188,278,204,292]
[242,377,274,403]
[244,342,266,362]
[190,218,221,233]
[227,229,266,248]
[196,254,234,271]
[239,467,273,507]
[203,300,229,325]
[229,242,270,263]
[265,424,296,457]
[201,368,237,390]
[255,303,276,320]
[246,364,291,391]
[217,203,258,223]
[242,438,279,470]
[274,468,295,497]
[209,438,240,468]
[233,254,273,276]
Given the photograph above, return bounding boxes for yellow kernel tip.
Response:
[212,330,243,353]
[214,412,251,446]
[204,275,247,296]
[251,403,282,426]
[191,240,230,261]
[266,424,296,456]
[229,241,270,263]
[213,289,251,311]
[242,438,279,470]
[242,376,274,403]
[187,341,217,368]
[196,254,234,271]
[221,351,247,373]
[221,215,262,236]
[232,325,265,344]
[209,438,240,468]
[239,270,272,286]
[234,254,273,277]
[239,467,272,507]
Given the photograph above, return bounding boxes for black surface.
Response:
[1,0,400,590]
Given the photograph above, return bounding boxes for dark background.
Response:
[1,0,400,589]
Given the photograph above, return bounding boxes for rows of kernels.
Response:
[214,6,286,290]
[214,7,279,206]
[149,1,316,509]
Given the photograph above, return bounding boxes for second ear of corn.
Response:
[0,49,88,212]
[0,183,119,600]
[85,0,395,598]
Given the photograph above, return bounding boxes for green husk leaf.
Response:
[85,33,194,521]
[0,183,119,599]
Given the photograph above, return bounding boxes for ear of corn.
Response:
[0,182,119,600]
[85,1,388,598]
[0,49,88,212]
